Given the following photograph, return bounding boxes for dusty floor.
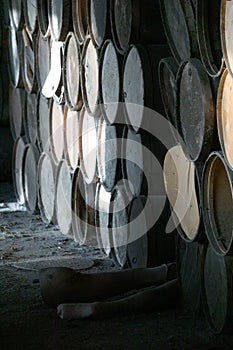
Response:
[1,183,233,349]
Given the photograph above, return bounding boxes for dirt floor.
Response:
[1,183,233,349]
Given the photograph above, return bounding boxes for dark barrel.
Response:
[97,117,122,192]
[9,86,25,140]
[63,32,82,111]
[72,167,96,245]
[123,44,170,133]
[37,151,57,224]
[81,36,100,117]
[110,0,167,54]
[55,159,73,237]
[24,92,37,145]
[72,0,88,45]
[8,28,23,88]
[22,143,39,213]
[23,0,38,34]
[177,58,216,161]
[197,0,224,77]
[37,93,51,153]
[159,0,199,64]
[217,69,233,169]
[0,127,13,182]
[48,0,71,41]
[203,151,233,256]
[164,145,205,242]
[63,106,79,172]
[36,32,50,91]
[202,244,233,334]
[0,65,10,127]
[37,0,50,38]
[99,40,123,125]
[8,0,24,31]
[87,0,109,48]
[21,28,38,93]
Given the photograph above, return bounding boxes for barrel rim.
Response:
[202,151,233,256]
[63,31,83,112]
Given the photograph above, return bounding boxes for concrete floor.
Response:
[1,182,233,350]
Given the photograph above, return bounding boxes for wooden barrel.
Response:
[110,182,131,267]
[79,106,98,184]
[0,65,10,127]
[159,0,198,64]
[24,92,37,145]
[197,0,223,77]
[202,244,233,334]
[159,57,179,129]
[22,143,39,213]
[164,145,204,242]
[177,237,204,315]
[221,1,233,79]
[127,195,176,268]
[41,40,64,103]
[23,0,38,34]
[63,32,82,111]
[8,0,24,30]
[37,151,57,224]
[72,0,88,45]
[123,44,170,133]
[217,69,233,170]
[7,28,23,88]
[48,0,71,41]
[55,159,73,236]
[97,117,122,192]
[22,28,38,93]
[99,40,122,125]
[95,182,112,256]
[9,86,25,140]
[63,106,79,172]
[203,151,233,256]
[37,0,50,38]
[0,127,13,182]
[110,0,167,54]
[177,58,216,161]
[37,93,50,153]
[49,98,64,165]
[36,32,50,91]
[87,0,109,48]
[121,126,166,198]
[12,136,26,205]
[72,167,96,245]
[81,36,100,117]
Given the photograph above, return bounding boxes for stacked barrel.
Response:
[160,0,233,334]
[3,0,176,269]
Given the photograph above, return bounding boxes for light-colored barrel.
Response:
[36,32,50,91]
[49,98,64,165]
[37,151,57,224]
[63,106,79,172]
[79,106,98,184]
[221,1,233,79]
[55,159,73,236]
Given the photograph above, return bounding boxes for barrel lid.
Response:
[49,99,64,164]
[63,106,79,172]
[110,0,132,54]
[100,40,121,125]
[81,36,99,116]
[36,33,51,91]
[178,58,214,161]
[79,107,98,184]
[95,183,112,256]
[63,32,82,111]
[22,143,39,213]
[127,196,148,268]
[221,1,233,79]
[110,183,130,267]
[97,117,118,192]
[37,0,50,38]
[123,45,153,133]
[23,0,38,34]
[49,0,70,41]
[37,152,56,224]
[203,151,233,255]
[9,0,24,30]
[12,137,26,205]
[55,159,73,236]
[164,145,200,242]
[9,86,24,140]
[37,93,51,153]
[202,244,233,334]
[217,69,233,170]
[88,0,108,48]
[72,0,88,45]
